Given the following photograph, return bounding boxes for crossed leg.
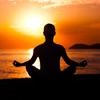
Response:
[61,65,76,78]
[26,65,40,79]
[26,65,76,79]
[26,65,76,97]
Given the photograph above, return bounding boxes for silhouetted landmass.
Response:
[69,43,100,49]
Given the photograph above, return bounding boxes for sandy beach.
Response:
[0,74,100,100]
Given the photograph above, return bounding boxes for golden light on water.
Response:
[29,49,33,58]
[29,49,40,70]
[32,58,40,70]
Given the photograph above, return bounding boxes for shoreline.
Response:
[0,74,100,83]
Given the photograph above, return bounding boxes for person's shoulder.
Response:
[54,43,65,51]
[55,43,65,48]
[34,43,44,49]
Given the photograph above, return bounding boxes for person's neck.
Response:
[45,37,54,42]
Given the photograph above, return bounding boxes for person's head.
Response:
[43,23,56,38]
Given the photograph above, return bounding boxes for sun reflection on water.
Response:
[29,49,33,58]
[29,49,40,70]
[32,58,40,70]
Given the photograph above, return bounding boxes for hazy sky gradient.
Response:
[0,0,100,49]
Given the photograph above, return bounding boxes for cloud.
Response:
[33,0,100,8]
[90,23,100,28]
[4,0,100,7]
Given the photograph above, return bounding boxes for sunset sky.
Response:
[0,0,100,49]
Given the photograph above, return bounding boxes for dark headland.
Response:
[69,43,100,49]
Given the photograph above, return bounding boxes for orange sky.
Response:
[0,0,100,49]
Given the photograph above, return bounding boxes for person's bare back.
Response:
[34,42,65,77]
[13,23,87,78]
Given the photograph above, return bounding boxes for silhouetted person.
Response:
[13,24,87,79]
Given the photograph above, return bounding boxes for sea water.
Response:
[0,49,100,79]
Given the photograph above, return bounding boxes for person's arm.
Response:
[13,49,37,67]
[62,49,87,67]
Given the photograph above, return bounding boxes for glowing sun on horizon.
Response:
[25,17,42,31]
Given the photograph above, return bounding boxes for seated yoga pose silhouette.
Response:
[13,23,87,79]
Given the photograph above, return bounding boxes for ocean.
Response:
[0,49,100,79]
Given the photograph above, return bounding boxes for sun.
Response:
[25,17,42,31]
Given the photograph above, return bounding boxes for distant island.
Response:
[69,44,100,49]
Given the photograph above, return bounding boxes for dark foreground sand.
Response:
[0,74,100,100]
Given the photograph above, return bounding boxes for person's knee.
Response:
[26,65,40,78]
[26,65,32,71]
[70,65,76,68]
[70,65,76,73]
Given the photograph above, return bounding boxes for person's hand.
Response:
[80,60,87,67]
[13,61,21,67]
